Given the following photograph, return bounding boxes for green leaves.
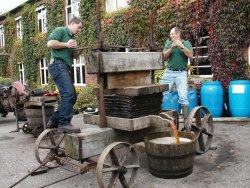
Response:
[22,4,37,88]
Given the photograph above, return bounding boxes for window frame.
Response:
[188,35,213,78]
[0,24,5,47]
[105,0,129,13]
[36,5,47,33]
[15,16,22,39]
[19,63,26,84]
[65,0,80,25]
[39,58,49,85]
[73,55,86,86]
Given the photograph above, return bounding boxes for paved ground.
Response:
[0,113,250,188]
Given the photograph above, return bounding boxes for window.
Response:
[66,0,80,25]
[189,34,212,78]
[0,25,5,47]
[19,63,25,84]
[39,58,48,85]
[73,55,86,86]
[15,16,22,39]
[106,0,129,13]
[36,6,47,33]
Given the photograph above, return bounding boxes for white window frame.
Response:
[73,55,86,86]
[0,24,5,47]
[188,36,213,78]
[19,63,25,84]
[36,5,47,33]
[39,58,48,85]
[15,16,22,39]
[106,0,130,13]
[65,0,80,25]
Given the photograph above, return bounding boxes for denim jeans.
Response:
[160,69,189,106]
[48,59,77,128]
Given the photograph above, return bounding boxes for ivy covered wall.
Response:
[0,0,249,89]
[0,0,64,87]
[78,0,249,88]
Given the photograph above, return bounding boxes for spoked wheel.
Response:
[96,142,140,188]
[184,106,214,154]
[34,129,65,168]
[33,125,44,138]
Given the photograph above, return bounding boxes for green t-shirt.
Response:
[163,39,193,70]
[48,27,74,66]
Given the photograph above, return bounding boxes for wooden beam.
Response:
[105,84,168,96]
[107,71,151,89]
[86,52,164,74]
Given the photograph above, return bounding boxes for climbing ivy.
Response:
[46,0,64,35]
[78,0,97,48]
[22,4,37,88]
[1,15,16,77]
[0,0,248,89]
[12,40,23,81]
[209,0,249,87]
[97,0,249,88]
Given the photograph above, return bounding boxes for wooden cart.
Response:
[10,52,214,188]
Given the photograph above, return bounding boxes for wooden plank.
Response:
[107,71,151,89]
[86,52,164,73]
[83,113,151,131]
[29,96,58,102]
[65,116,171,160]
[105,84,168,96]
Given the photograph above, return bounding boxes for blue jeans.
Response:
[161,69,189,106]
[48,59,77,128]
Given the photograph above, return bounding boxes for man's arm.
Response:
[175,40,193,58]
[47,40,68,49]
[162,40,173,61]
[163,48,173,61]
[47,39,77,49]
[181,47,193,58]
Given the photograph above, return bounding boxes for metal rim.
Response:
[34,128,65,168]
[184,106,214,154]
[96,142,140,188]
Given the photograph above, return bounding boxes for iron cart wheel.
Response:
[34,129,65,168]
[33,125,44,138]
[184,106,214,154]
[96,142,140,188]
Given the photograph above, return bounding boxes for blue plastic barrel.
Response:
[188,89,198,111]
[228,80,250,117]
[201,81,223,117]
[162,91,181,112]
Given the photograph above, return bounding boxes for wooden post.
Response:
[97,52,107,128]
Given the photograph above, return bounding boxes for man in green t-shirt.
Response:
[47,17,83,133]
[161,27,193,119]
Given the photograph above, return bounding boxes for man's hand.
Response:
[67,39,77,48]
[172,40,184,49]
[171,41,178,48]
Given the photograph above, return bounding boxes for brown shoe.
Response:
[58,126,81,133]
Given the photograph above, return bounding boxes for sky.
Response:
[0,0,28,15]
